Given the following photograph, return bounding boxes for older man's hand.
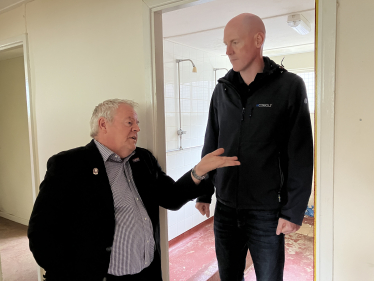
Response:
[195,148,240,175]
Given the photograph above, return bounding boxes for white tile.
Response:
[185,216,193,231]
[197,113,204,125]
[190,138,199,147]
[163,40,174,54]
[181,83,191,99]
[166,141,178,152]
[164,98,176,112]
[168,224,178,241]
[176,218,185,236]
[192,87,199,99]
[165,112,177,127]
[190,113,198,126]
[166,126,178,142]
[191,126,199,139]
[164,83,175,98]
[168,209,178,227]
[197,100,204,112]
[191,99,198,113]
[181,113,191,127]
[182,45,190,58]
[163,52,175,65]
[183,150,193,167]
[174,43,183,58]
[181,126,190,139]
[166,168,179,181]
[181,99,191,113]
[180,137,190,149]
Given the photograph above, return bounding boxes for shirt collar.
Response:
[236,57,270,86]
[94,139,135,163]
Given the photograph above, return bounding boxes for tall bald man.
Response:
[195,14,313,281]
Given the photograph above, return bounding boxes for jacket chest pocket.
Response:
[245,102,286,142]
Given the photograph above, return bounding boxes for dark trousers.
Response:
[106,253,162,281]
[214,201,285,281]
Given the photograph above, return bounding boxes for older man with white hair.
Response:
[28,99,240,281]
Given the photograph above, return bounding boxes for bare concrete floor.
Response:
[0,217,38,281]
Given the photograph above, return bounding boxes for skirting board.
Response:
[0,211,29,226]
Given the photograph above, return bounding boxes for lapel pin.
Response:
[93,168,99,175]
[132,158,140,163]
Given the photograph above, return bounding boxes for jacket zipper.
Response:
[223,82,254,207]
[278,155,284,203]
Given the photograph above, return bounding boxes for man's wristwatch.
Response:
[191,165,208,180]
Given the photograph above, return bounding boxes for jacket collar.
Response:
[218,56,286,86]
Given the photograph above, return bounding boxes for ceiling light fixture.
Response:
[287,14,311,35]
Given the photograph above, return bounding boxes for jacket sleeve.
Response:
[27,155,74,272]
[145,151,214,211]
[279,76,314,225]
[196,94,219,204]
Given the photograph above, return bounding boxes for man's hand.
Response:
[276,218,300,235]
[194,148,240,177]
[195,202,211,218]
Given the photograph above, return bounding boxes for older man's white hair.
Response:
[90,99,138,138]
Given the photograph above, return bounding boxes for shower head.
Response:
[176,59,197,73]
[213,68,229,72]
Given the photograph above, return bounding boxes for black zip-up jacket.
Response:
[197,57,313,225]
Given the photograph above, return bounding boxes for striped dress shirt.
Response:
[94,140,155,276]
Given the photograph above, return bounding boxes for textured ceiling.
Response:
[163,0,315,56]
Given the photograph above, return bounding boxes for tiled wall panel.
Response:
[163,40,232,240]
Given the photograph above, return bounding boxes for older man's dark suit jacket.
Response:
[28,140,212,281]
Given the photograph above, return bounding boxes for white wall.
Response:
[0,56,33,225]
[334,0,374,279]
[0,5,25,41]
[163,39,232,240]
[270,51,314,72]
[0,0,153,182]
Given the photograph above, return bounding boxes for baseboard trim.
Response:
[0,212,29,226]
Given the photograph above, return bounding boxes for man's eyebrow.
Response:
[127,117,140,124]
[223,38,239,44]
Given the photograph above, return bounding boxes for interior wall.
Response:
[270,51,314,72]
[334,0,374,279]
[0,56,33,225]
[0,0,154,181]
[0,5,25,41]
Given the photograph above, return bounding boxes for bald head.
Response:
[225,13,266,39]
[224,13,266,77]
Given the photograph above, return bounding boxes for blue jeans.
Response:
[214,201,285,281]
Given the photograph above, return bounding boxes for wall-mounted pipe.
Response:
[176,59,197,150]
[213,68,229,85]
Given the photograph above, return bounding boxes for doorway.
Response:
[148,1,323,278]
[0,36,40,281]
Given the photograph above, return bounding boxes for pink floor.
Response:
[0,217,38,281]
[169,216,314,281]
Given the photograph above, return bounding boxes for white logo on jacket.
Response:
[256,104,272,107]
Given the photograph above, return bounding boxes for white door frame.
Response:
[315,0,337,280]
[0,34,42,281]
[145,0,337,280]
